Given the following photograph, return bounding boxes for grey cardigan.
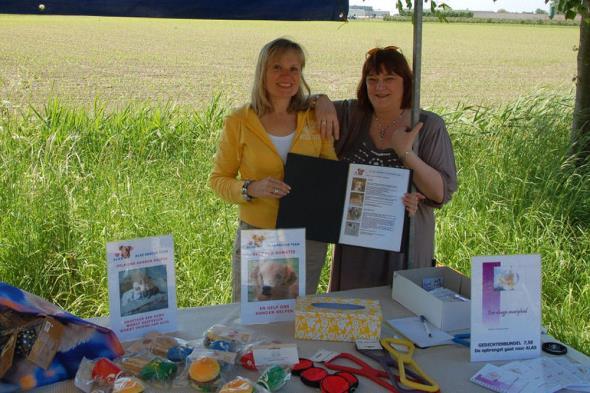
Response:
[334,99,458,268]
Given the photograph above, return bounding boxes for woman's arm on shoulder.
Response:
[314,95,350,140]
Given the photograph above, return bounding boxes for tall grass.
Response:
[0,95,234,315]
[438,92,590,353]
[0,92,588,354]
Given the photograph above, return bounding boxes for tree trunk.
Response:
[572,1,590,163]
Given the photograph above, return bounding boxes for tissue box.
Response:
[294,296,382,342]
[392,266,471,331]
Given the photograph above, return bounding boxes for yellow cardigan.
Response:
[209,105,337,229]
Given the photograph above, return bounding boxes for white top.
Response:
[268,132,295,163]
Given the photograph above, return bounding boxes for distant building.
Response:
[349,6,390,19]
[472,10,569,21]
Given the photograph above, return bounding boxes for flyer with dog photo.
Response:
[106,234,177,341]
[240,228,305,325]
[338,163,410,252]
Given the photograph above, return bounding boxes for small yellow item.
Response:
[113,376,145,393]
[219,377,254,393]
[189,357,221,383]
[381,337,439,393]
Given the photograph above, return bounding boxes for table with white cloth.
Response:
[33,286,589,393]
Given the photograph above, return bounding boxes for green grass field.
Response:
[1,16,588,355]
[0,15,579,110]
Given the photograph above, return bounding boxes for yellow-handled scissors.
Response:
[380,338,440,393]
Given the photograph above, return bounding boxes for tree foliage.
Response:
[551,0,589,19]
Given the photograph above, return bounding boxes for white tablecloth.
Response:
[32,286,589,392]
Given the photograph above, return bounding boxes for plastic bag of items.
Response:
[219,376,271,393]
[0,282,124,391]
[173,348,240,392]
[74,357,146,393]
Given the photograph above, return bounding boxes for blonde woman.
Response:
[209,38,337,301]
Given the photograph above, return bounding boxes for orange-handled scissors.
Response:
[381,338,440,393]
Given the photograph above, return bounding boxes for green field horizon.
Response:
[0,15,579,111]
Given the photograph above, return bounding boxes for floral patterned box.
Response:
[294,296,382,342]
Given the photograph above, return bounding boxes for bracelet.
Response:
[309,94,326,109]
[241,180,254,201]
[402,150,413,163]
[309,95,318,109]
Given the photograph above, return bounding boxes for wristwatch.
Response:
[241,180,254,201]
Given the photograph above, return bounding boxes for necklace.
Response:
[373,110,405,140]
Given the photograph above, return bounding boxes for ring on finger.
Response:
[273,188,279,194]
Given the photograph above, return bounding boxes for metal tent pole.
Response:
[406,0,423,269]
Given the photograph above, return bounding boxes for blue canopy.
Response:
[0,0,348,20]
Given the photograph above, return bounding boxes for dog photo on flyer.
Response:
[106,234,178,341]
[240,228,306,325]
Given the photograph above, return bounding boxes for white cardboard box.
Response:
[392,266,471,331]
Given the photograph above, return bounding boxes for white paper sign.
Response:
[387,316,454,348]
[107,235,177,341]
[471,254,541,362]
[338,163,410,251]
[252,343,299,366]
[240,228,305,325]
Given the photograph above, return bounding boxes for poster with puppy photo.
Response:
[107,234,177,341]
[240,228,305,325]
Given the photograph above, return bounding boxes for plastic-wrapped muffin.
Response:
[189,357,221,391]
[138,358,177,381]
[113,376,145,393]
[219,377,255,393]
[121,356,151,376]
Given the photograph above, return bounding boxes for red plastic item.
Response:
[325,352,398,392]
[301,367,329,387]
[335,371,359,390]
[320,374,351,393]
[91,358,121,384]
[292,358,313,376]
[239,351,257,370]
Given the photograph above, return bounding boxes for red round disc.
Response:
[292,358,313,375]
[301,367,329,387]
[320,374,351,393]
[335,371,359,390]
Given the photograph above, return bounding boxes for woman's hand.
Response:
[247,177,291,199]
[402,192,425,216]
[391,121,423,158]
[315,95,340,140]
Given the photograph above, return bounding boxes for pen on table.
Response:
[420,315,432,337]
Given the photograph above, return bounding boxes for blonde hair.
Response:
[251,38,311,116]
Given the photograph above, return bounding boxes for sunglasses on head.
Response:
[366,45,401,58]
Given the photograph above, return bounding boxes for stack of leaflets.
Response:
[471,357,590,392]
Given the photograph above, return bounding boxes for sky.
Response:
[349,0,550,13]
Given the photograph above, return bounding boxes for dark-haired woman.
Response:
[316,46,457,291]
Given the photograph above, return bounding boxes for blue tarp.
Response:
[0,0,348,20]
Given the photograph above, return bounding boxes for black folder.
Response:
[277,153,348,244]
[277,153,411,251]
